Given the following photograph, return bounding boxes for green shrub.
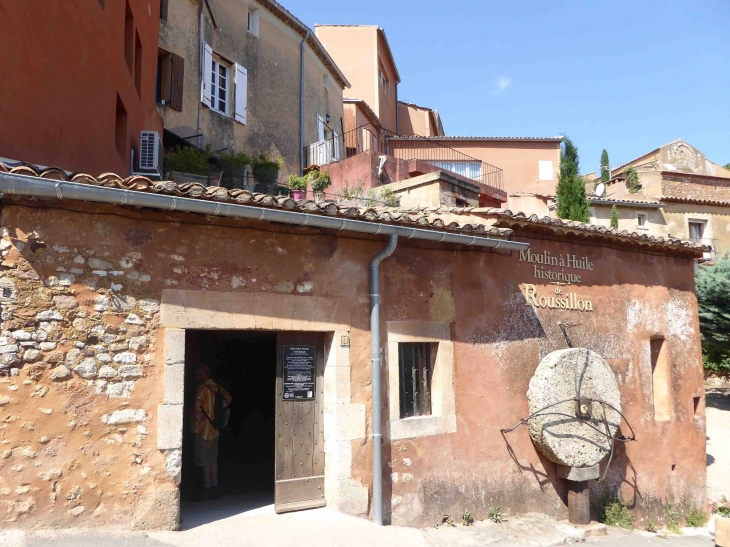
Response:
[645,520,657,533]
[252,155,282,184]
[288,174,307,191]
[602,502,633,529]
[340,180,364,201]
[610,204,619,229]
[624,166,641,193]
[380,187,399,207]
[461,510,473,526]
[310,170,332,193]
[666,507,681,534]
[165,145,212,175]
[685,508,708,527]
[486,506,503,523]
[711,496,730,518]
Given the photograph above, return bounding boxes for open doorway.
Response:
[182,330,277,506]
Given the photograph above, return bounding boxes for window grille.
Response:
[398,343,432,418]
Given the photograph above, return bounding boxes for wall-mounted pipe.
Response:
[370,232,398,526]
[299,30,310,176]
[197,0,205,149]
[0,173,530,252]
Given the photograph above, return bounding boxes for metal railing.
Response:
[693,237,719,261]
[302,125,504,192]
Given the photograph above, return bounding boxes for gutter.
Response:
[370,233,398,526]
[299,30,310,175]
[0,173,529,251]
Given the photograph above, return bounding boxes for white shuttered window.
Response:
[201,42,213,107]
[234,64,247,124]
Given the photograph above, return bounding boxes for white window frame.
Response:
[386,321,455,440]
[210,56,231,116]
[688,219,707,242]
[247,7,260,37]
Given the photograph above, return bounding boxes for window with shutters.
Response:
[156,50,184,111]
[398,343,433,418]
[210,58,230,115]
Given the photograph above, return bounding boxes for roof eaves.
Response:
[375,27,401,84]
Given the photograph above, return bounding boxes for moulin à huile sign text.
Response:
[519,248,594,312]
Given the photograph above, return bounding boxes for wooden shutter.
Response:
[234,63,247,124]
[169,53,184,111]
[201,42,212,107]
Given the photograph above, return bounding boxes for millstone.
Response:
[526,348,621,468]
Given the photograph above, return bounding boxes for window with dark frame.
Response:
[399,343,433,419]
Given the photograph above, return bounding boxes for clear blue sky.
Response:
[284,0,729,174]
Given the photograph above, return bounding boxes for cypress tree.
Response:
[610,204,619,229]
[556,137,590,223]
[600,150,610,182]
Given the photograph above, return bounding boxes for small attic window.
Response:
[323,74,329,90]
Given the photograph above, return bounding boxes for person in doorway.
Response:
[193,364,232,500]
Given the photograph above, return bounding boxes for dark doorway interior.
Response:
[182,330,276,504]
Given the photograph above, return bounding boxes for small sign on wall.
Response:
[282,345,316,400]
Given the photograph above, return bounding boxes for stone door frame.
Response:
[156,290,369,524]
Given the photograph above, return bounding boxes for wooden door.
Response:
[275,332,325,513]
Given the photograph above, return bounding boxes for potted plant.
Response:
[215,150,251,190]
[288,174,307,200]
[252,155,283,194]
[164,145,223,186]
[712,497,730,546]
[310,170,332,203]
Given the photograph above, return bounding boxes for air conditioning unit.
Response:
[138,131,163,175]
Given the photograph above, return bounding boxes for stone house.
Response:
[584,139,730,261]
[0,163,707,530]
[157,0,349,179]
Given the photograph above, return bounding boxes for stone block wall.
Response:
[0,225,173,528]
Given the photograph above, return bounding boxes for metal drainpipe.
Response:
[196,0,205,149]
[370,232,398,526]
[299,30,310,176]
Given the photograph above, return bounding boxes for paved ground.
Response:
[706,388,730,501]
[0,504,715,547]
[2,387,728,547]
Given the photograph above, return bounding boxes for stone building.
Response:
[157,0,349,178]
[584,139,730,261]
[0,163,707,530]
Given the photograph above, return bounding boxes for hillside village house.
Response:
[309,25,562,214]
[583,140,730,261]
[157,0,349,181]
[0,0,163,176]
[0,164,707,530]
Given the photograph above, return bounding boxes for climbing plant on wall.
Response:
[696,256,730,377]
[556,137,590,223]
[624,167,641,194]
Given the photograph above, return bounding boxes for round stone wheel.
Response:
[526,348,622,468]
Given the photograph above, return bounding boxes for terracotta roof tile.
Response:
[660,195,730,207]
[0,162,707,254]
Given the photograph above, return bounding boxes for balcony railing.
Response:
[303,125,503,192]
[693,237,719,262]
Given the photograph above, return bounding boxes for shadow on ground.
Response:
[179,491,274,530]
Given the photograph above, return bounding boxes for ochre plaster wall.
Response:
[0,200,705,529]
[0,0,163,175]
[423,139,562,200]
